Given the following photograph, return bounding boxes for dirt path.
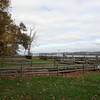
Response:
[63,70,100,78]
[0,70,100,79]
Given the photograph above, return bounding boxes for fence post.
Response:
[21,64,23,77]
[83,63,85,75]
[72,54,74,64]
[53,56,55,67]
[31,60,32,67]
[0,62,2,76]
[96,55,98,70]
[57,64,59,76]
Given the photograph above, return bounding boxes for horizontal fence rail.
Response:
[0,65,99,76]
[0,55,100,76]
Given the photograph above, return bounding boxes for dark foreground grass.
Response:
[0,74,100,100]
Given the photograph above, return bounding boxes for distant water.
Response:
[65,55,97,57]
[33,53,100,57]
[49,55,99,57]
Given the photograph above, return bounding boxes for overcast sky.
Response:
[11,0,100,53]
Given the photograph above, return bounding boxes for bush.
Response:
[39,56,48,60]
[25,56,32,59]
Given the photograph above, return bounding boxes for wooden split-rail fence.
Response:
[0,56,100,76]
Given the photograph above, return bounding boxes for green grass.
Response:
[0,74,100,100]
[32,58,50,63]
[32,58,54,66]
[0,57,54,67]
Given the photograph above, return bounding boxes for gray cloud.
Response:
[11,0,100,53]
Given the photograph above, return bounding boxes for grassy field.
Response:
[32,58,54,65]
[0,74,100,100]
[0,57,54,67]
[0,57,84,68]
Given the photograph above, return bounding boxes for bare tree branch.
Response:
[28,27,37,56]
